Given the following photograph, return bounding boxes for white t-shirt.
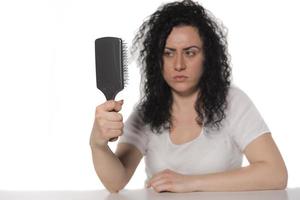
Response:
[118,85,270,184]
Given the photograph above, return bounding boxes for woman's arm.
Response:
[147,133,288,192]
[91,143,142,193]
[90,100,144,193]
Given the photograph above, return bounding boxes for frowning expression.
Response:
[162,25,205,96]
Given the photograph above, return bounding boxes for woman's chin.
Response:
[171,86,198,97]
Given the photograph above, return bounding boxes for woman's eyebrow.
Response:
[183,46,202,51]
[164,45,202,51]
[164,47,176,51]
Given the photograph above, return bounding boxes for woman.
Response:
[90,0,288,193]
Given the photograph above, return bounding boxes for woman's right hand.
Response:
[90,99,124,148]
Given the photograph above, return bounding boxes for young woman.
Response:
[90,0,288,193]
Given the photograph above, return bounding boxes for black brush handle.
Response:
[109,137,118,142]
[95,37,126,142]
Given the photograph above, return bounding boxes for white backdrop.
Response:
[0,0,299,190]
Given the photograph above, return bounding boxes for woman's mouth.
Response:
[173,75,188,82]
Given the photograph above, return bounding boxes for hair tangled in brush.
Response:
[131,0,232,133]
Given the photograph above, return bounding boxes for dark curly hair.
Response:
[131,0,232,134]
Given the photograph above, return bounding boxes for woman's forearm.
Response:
[190,162,288,192]
[90,145,127,193]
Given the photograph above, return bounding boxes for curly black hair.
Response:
[131,0,232,134]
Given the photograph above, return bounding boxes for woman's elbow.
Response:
[272,167,288,190]
[107,188,120,194]
[106,185,124,193]
[105,180,127,193]
[278,171,288,189]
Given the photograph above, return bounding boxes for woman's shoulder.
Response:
[227,84,252,104]
[225,84,257,118]
[125,104,145,126]
[125,104,153,133]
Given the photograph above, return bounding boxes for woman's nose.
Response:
[174,53,186,71]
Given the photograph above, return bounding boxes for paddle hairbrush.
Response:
[95,37,128,141]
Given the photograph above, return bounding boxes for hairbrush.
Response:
[95,37,128,141]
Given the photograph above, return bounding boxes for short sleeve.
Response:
[227,87,271,151]
[118,107,148,155]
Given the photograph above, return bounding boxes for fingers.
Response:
[148,177,166,187]
[147,174,172,193]
[150,169,171,182]
[99,120,124,130]
[147,169,171,187]
[99,99,124,112]
[113,99,123,112]
[153,182,171,193]
[147,170,190,193]
[101,112,123,122]
[91,99,124,146]
[101,129,123,141]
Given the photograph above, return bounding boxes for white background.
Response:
[0,0,299,190]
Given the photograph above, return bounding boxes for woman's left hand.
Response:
[146,169,196,193]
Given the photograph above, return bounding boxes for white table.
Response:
[0,188,299,200]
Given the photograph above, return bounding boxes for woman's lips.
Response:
[173,75,188,81]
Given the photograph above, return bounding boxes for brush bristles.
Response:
[122,41,129,87]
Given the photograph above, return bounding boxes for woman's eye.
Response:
[163,51,174,57]
[185,50,196,57]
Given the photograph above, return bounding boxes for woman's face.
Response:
[162,25,204,96]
